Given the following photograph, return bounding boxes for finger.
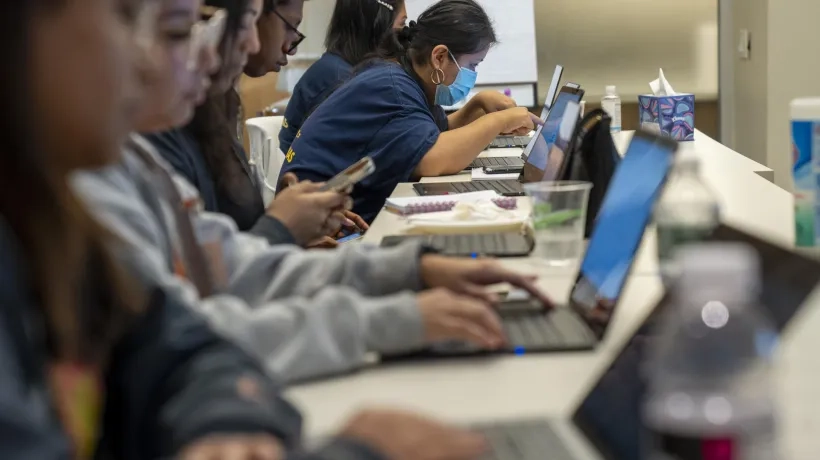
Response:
[343,196,353,212]
[308,236,338,248]
[435,430,489,459]
[345,211,369,230]
[449,431,490,458]
[281,172,300,187]
[442,317,497,348]
[493,271,554,308]
[309,190,347,209]
[457,283,499,305]
[451,301,505,347]
[529,112,545,126]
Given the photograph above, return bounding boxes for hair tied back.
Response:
[397,20,418,44]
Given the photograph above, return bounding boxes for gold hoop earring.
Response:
[430,68,445,85]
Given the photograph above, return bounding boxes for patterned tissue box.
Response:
[638,94,695,141]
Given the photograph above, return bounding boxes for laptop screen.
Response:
[541,89,583,146]
[568,132,677,339]
[522,101,580,183]
[570,224,820,460]
[539,65,565,119]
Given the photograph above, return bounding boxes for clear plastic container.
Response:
[643,244,779,459]
[523,181,591,266]
[655,150,720,285]
[601,85,622,133]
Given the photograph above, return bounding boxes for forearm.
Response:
[414,113,505,176]
[197,288,425,383]
[225,233,427,303]
[446,97,486,129]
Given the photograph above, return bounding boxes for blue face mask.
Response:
[434,51,478,106]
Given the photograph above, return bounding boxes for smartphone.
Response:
[337,232,363,243]
[484,165,523,174]
[320,157,376,192]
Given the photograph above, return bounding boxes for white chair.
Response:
[246,116,285,204]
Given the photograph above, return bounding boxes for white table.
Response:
[291,131,812,455]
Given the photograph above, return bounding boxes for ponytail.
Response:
[375,0,496,67]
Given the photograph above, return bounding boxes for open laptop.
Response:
[416,98,582,198]
[472,81,584,172]
[484,65,565,152]
[470,223,820,460]
[388,130,679,356]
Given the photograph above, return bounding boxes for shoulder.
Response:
[349,62,424,105]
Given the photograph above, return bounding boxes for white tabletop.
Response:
[291,130,809,454]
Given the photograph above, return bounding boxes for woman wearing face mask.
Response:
[279,0,541,224]
[276,0,409,156]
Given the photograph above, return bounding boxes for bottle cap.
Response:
[605,85,617,96]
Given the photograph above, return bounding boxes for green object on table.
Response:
[533,208,582,230]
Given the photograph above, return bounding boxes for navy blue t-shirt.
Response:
[279,62,442,223]
[279,52,353,156]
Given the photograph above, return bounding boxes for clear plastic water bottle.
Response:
[643,244,779,460]
[655,151,720,285]
[601,85,622,133]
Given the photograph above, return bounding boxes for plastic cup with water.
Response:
[523,181,592,266]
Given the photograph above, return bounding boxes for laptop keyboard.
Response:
[452,180,522,195]
[490,136,531,149]
[503,309,594,349]
[475,419,575,460]
[471,157,525,168]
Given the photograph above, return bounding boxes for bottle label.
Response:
[656,223,715,263]
[649,431,735,460]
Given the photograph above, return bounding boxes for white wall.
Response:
[726,0,820,189]
[533,0,718,101]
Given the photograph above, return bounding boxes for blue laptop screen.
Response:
[569,133,676,336]
[541,91,582,145]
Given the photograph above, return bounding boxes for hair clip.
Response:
[376,0,394,11]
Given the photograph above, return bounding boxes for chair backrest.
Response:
[245,116,285,202]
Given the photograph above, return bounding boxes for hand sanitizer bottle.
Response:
[601,85,622,133]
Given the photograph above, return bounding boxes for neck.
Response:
[411,61,438,104]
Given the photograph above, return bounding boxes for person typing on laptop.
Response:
[279,0,542,223]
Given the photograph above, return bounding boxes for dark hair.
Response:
[188,0,261,209]
[326,0,404,66]
[0,0,140,369]
[378,0,496,68]
[203,0,252,86]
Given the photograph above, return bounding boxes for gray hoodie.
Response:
[72,135,427,383]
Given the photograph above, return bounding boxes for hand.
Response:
[340,408,487,460]
[268,173,347,245]
[476,90,517,113]
[420,255,553,308]
[178,435,283,460]
[494,107,543,135]
[307,235,339,249]
[417,288,505,349]
[340,210,369,233]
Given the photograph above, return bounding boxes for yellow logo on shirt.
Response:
[282,118,289,129]
[296,129,302,139]
[286,147,295,163]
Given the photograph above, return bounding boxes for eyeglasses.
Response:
[272,9,306,54]
[188,7,227,69]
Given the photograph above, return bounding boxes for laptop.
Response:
[483,65,565,152]
[416,98,582,198]
[470,223,820,460]
[387,130,679,356]
[472,81,583,173]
